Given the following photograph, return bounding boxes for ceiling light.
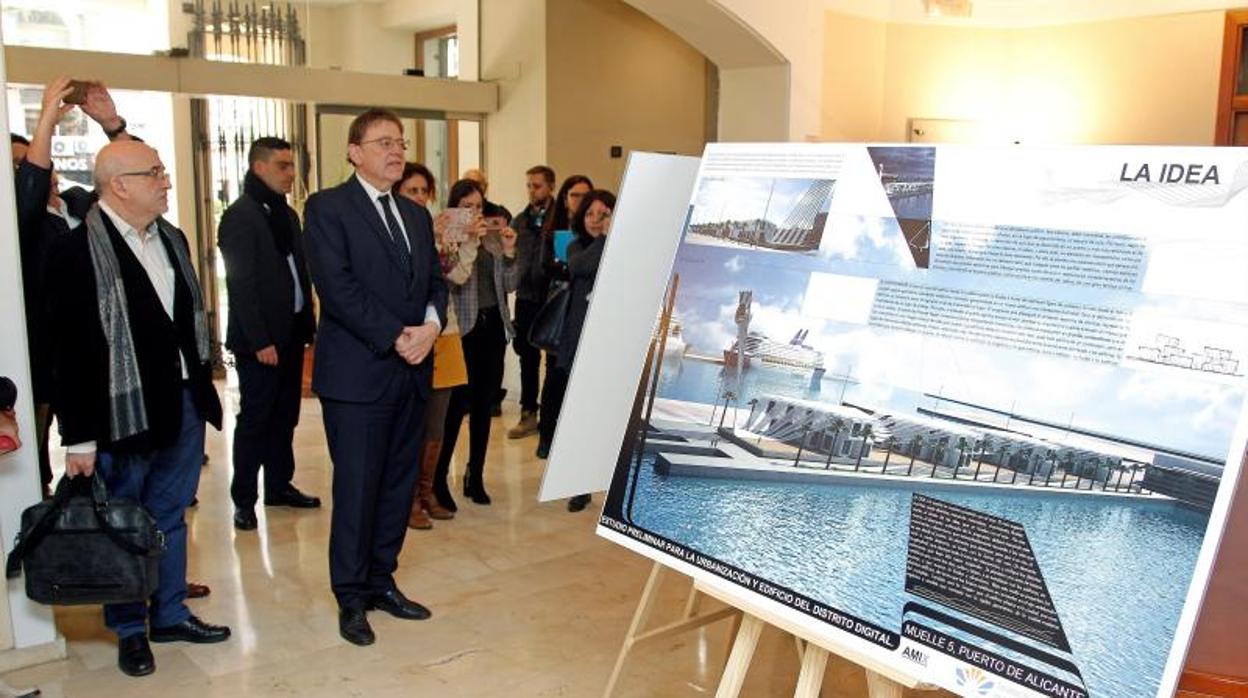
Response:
[924,0,972,18]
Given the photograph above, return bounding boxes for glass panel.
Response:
[420,33,458,79]
[421,119,450,210]
[0,0,170,54]
[4,83,181,226]
[1239,26,1248,95]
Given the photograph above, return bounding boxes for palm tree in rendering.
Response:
[881,435,898,474]
[823,418,845,470]
[973,435,992,481]
[1042,449,1058,487]
[906,434,923,477]
[854,424,873,472]
[954,437,970,479]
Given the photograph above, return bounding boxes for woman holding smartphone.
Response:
[432,179,518,505]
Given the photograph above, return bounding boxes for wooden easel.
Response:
[697,582,938,698]
[605,561,939,697]
[603,562,743,697]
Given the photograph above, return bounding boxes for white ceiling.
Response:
[824,0,1247,26]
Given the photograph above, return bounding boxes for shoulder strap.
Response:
[5,476,75,578]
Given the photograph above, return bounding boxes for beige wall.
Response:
[481,0,547,211]
[822,11,885,141]
[306,3,414,76]
[546,0,707,195]
[716,0,826,141]
[823,10,1224,146]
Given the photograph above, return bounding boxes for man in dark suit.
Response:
[303,108,447,646]
[49,140,230,677]
[218,137,319,531]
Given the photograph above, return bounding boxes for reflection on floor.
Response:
[1,375,948,697]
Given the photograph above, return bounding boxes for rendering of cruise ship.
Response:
[723,329,826,374]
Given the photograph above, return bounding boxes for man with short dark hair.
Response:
[49,139,230,677]
[218,136,319,531]
[506,165,556,438]
[10,133,30,164]
[304,108,447,646]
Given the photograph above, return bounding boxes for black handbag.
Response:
[5,475,164,605]
[528,281,571,353]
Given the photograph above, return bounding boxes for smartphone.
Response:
[480,229,504,256]
[441,208,473,244]
[64,80,91,105]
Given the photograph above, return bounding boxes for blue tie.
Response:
[377,194,412,274]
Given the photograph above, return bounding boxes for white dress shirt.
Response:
[355,173,441,330]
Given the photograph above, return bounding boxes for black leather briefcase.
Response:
[5,475,164,605]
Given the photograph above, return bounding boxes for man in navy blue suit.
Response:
[303,109,447,646]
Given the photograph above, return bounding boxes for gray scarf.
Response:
[84,205,210,442]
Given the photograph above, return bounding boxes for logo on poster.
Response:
[955,666,997,696]
[901,645,928,667]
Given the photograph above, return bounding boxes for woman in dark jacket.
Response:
[545,189,616,512]
[534,176,594,459]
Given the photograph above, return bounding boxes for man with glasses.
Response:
[304,108,447,646]
[48,140,230,677]
[217,137,319,532]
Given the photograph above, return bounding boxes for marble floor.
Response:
[1,370,947,697]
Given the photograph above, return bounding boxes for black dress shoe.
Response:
[471,487,491,506]
[265,487,322,508]
[567,494,591,512]
[118,634,155,677]
[368,589,431,620]
[536,440,551,459]
[339,607,375,646]
[233,508,257,531]
[150,615,231,644]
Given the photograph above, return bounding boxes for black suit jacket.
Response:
[304,176,448,404]
[217,194,315,355]
[48,211,223,453]
[14,160,72,401]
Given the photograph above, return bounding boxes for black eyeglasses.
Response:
[118,165,169,180]
[359,137,411,151]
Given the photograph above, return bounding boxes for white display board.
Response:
[538,152,700,501]
[594,142,1248,698]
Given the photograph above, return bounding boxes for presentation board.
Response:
[539,151,700,501]
[595,142,1248,698]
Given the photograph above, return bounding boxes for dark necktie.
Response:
[377,194,412,274]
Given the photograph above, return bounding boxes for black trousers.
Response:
[538,364,569,445]
[511,298,543,412]
[322,367,426,610]
[436,307,506,487]
[231,339,305,509]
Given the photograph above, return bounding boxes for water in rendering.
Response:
[624,456,1208,698]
